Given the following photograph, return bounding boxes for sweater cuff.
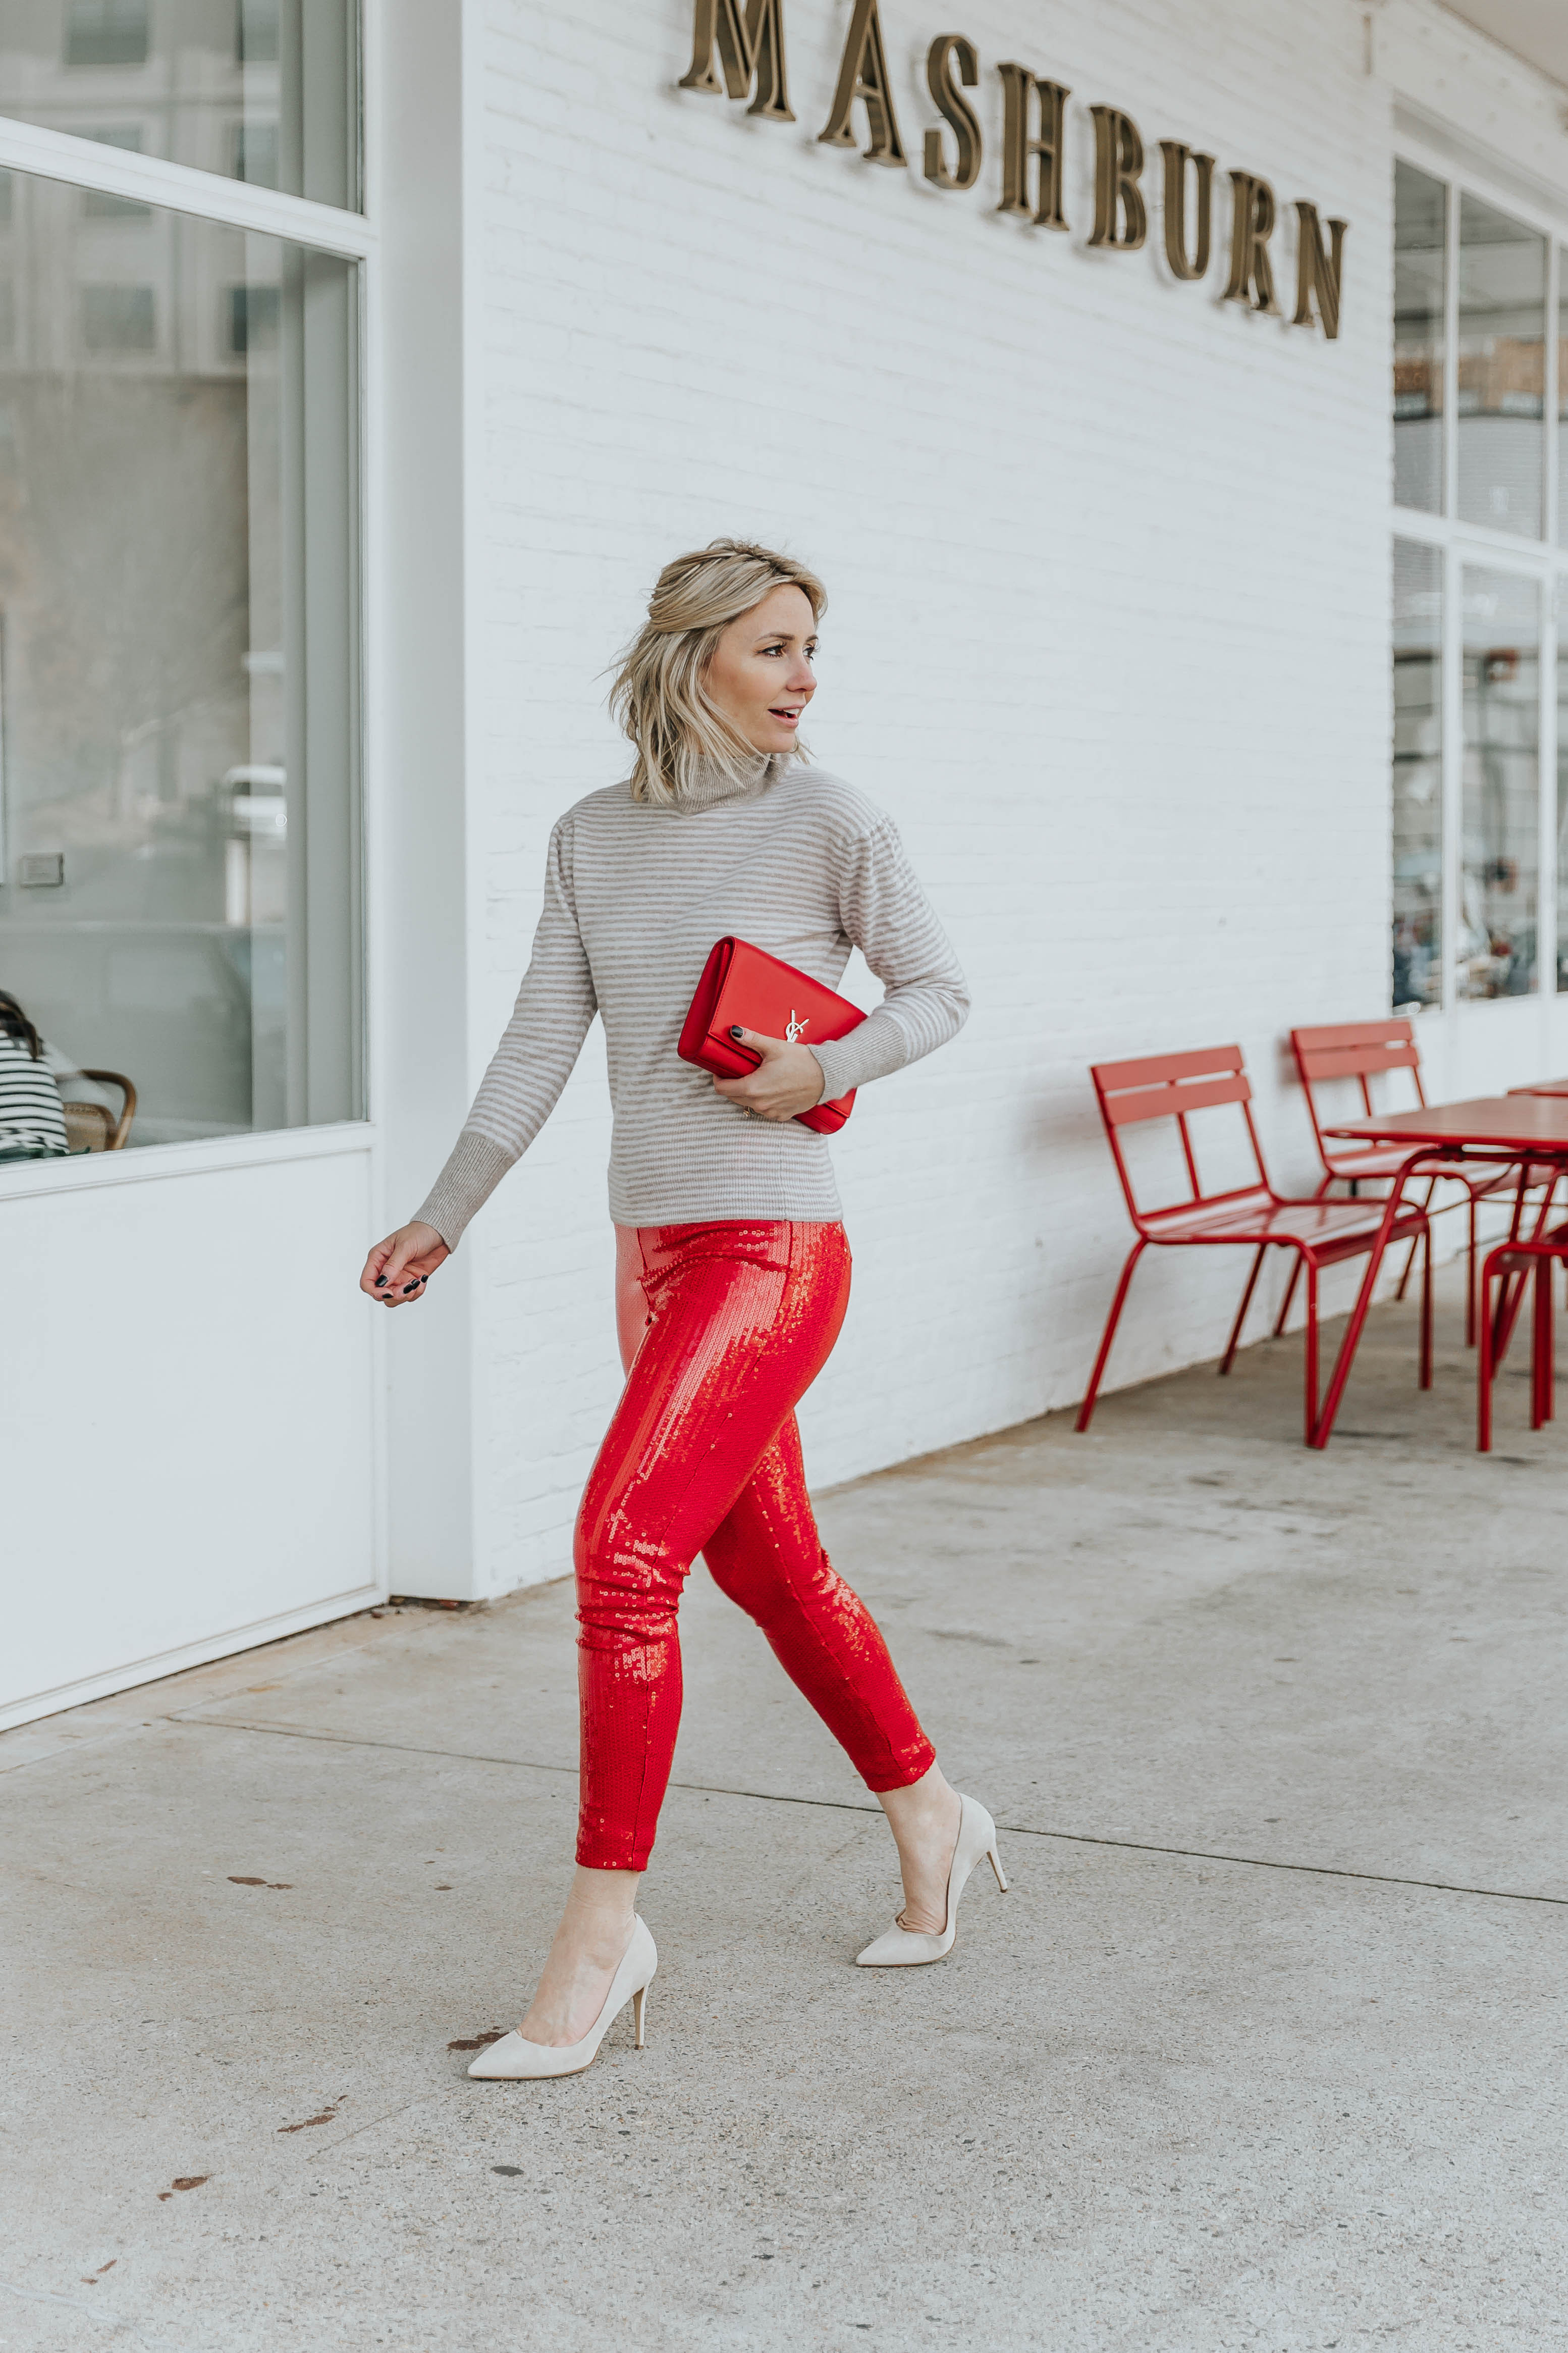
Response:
[808,1011,911,1102]
[413,1129,518,1251]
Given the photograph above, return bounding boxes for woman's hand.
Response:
[360,1220,450,1306]
[712,1026,826,1123]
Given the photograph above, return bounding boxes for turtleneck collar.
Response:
[659,751,779,814]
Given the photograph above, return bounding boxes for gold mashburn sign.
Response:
[680,0,1348,339]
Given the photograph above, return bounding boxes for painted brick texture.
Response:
[463,0,1394,1593]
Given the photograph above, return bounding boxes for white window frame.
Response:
[1392,121,1568,1055]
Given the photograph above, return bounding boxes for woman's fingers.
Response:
[712,1033,825,1121]
[727,1024,781,1062]
[360,1238,396,1298]
[361,1223,449,1305]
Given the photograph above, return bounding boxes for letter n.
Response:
[818,0,907,167]
[680,0,794,124]
[1292,201,1348,339]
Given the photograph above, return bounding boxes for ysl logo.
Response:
[784,1009,809,1044]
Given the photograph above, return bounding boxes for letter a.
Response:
[680,0,794,124]
[818,0,907,167]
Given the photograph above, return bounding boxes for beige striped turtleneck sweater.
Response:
[414,757,969,1246]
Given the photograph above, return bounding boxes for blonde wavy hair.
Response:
[610,538,827,806]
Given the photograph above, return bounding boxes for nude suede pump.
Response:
[468,1918,657,2080]
[854,1794,1007,1967]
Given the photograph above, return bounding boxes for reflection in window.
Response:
[0,1,359,212]
[228,283,279,354]
[1461,568,1539,999]
[238,0,280,66]
[1456,194,1545,540]
[80,283,154,349]
[0,168,361,1144]
[64,0,149,69]
[233,121,279,187]
[1392,541,1442,1010]
[1394,162,1445,514]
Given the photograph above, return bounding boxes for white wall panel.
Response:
[1,1145,379,1726]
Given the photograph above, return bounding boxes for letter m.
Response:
[680,0,794,123]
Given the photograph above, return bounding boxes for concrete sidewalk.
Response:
[5,1274,1565,2352]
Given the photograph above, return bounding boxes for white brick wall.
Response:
[459,0,1398,1593]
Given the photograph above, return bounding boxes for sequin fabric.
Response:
[573,1219,936,1871]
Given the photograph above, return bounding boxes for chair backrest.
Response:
[1289,1020,1424,1169]
[62,1069,135,1152]
[1088,1045,1271,1231]
[63,1101,114,1153]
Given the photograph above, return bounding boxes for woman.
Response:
[0,990,70,1161]
[361,539,1006,2080]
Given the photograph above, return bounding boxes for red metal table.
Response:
[1316,1096,1568,1447]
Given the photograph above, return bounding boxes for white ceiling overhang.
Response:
[1436,2,1568,93]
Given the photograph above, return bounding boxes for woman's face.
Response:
[704,584,818,757]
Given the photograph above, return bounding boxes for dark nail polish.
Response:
[375,1276,387,1288]
[403,1282,419,1294]
[729,1024,744,1040]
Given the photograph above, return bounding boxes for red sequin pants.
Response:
[572,1220,936,1871]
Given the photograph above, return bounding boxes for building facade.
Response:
[5,0,1567,1729]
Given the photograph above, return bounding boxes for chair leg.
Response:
[1303,1258,1319,1447]
[1466,1191,1478,1348]
[1273,1255,1303,1338]
[1220,1246,1268,1375]
[1394,1178,1436,1302]
[1075,1240,1146,1435]
[1478,1248,1506,1452]
[1532,1261,1552,1430]
[1420,1218,1433,1390]
[1310,1190,1410,1449]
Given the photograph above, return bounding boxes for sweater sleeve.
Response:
[414,819,598,1249]
[806,814,970,1101]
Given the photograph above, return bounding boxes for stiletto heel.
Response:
[855,1794,1007,1968]
[468,1917,657,2080]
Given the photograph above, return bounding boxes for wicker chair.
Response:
[62,1070,136,1153]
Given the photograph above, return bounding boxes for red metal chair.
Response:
[1289,1020,1553,1345]
[1076,1044,1432,1447]
[1478,1221,1568,1451]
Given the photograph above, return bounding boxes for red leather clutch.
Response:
[678,937,865,1134]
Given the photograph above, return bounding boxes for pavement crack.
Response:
[168,1714,1568,1909]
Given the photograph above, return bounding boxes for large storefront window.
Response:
[0,2,359,210]
[1390,159,1565,1013]
[0,163,361,1145]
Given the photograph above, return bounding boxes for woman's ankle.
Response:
[877,1761,959,1845]
[561,1862,638,1920]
